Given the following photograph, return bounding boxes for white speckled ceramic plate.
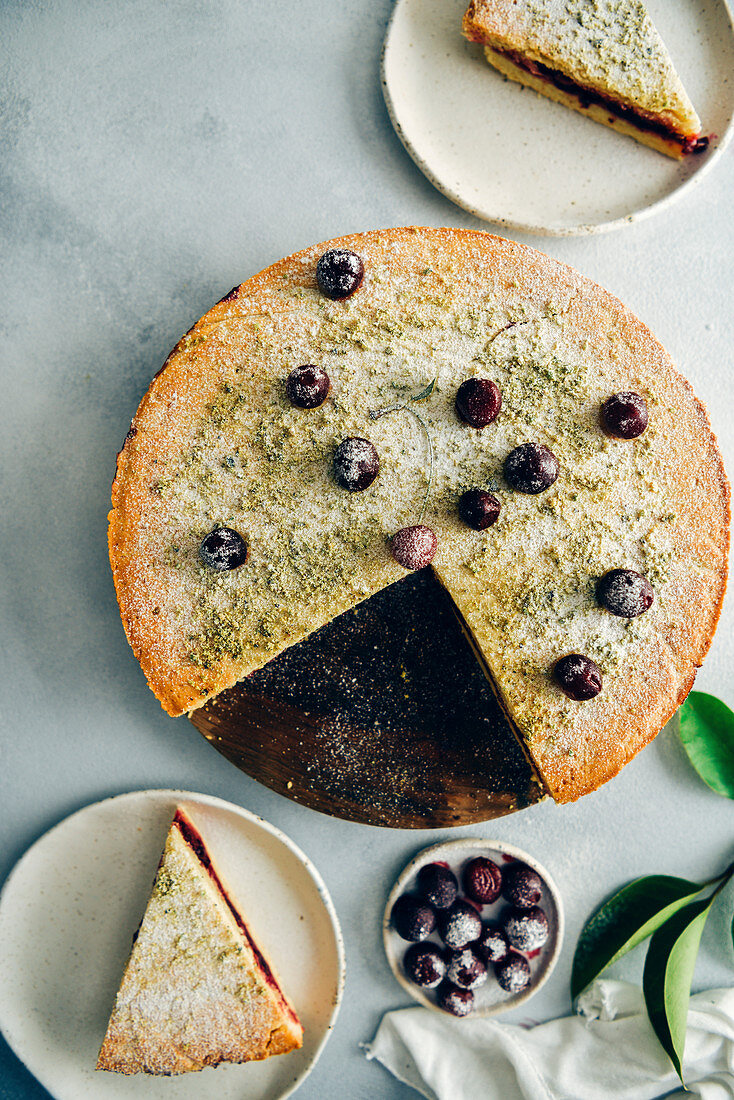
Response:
[383,839,563,1016]
[382,0,734,235]
[0,790,345,1100]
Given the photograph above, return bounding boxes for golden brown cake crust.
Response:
[109,227,729,802]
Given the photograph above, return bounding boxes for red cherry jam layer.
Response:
[495,47,709,155]
[173,809,301,1026]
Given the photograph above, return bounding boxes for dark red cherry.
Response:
[403,943,446,988]
[285,364,331,408]
[391,894,436,942]
[601,392,648,439]
[504,443,559,494]
[199,527,248,571]
[503,906,549,952]
[436,981,475,1016]
[495,952,531,994]
[478,922,509,964]
[316,248,364,299]
[463,857,502,904]
[502,866,543,909]
[596,569,654,618]
[416,863,458,910]
[446,947,487,990]
[438,899,483,949]
[334,437,379,491]
[455,378,502,429]
[553,654,602,701]
[687,135,710,154]
[391,525,438,570]
[458,489,501,530]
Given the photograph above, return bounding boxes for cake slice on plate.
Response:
[462,0,707,157]
[97,808,303,1075]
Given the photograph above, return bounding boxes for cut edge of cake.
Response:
[96,807,303,1075]
[462,0,706,158]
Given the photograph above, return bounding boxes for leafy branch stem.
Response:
[487,319,530,345]
[704,857,734,894]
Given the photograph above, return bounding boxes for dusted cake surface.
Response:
[109,228,729,802]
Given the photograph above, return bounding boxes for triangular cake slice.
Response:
[463,0,707,158]
[97,808,303,1075]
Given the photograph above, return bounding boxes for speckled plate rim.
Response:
[0,789,346,1100]
[381,0,734,237]
[383,838,564,1017]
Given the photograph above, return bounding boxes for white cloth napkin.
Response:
[364,980,734,1099]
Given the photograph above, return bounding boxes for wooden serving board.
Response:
[190,572,545,828]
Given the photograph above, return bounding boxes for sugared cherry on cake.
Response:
[334,437,380,492]
[601,391,649,439]
[417,863,458,909]
[199,527,248,571]
[438,899,483,949]
[285,364,331,409]
[597,569,654,618]
[455,378,502,429]
[446,947,487,990]
[502,865,543,908]
[463,857,502,904]
[495,952,531,994]
[316,248,364,300]
[391,894,436,942]
[478,922,509,963]
[503,906,549,953]
[459,489,501,531]
[504,442,559,494]
[553,654,603,701]
[403,943,446,989]
[436,982,475,1017]
[391,525,438,571]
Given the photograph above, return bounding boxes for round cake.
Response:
[109,228,729,803]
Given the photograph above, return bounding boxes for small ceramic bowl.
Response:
[383,837,563,1017]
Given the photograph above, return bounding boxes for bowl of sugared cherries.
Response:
[383,839,563,1017]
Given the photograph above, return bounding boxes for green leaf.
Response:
[571,875,705,1000]
[642,895,714,1082]
[679,691,734,799]
[410,377,437,402]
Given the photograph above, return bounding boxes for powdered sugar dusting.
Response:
[504,905,550,951]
